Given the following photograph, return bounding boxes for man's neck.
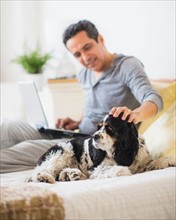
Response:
[93,53,117,80]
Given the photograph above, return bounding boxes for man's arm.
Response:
[109,57,163,123]
[109,101,158,124]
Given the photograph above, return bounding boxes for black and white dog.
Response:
[29,113,175,183]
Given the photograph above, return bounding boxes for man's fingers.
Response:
[109,107,123,118]
[109,107,117,115]
[121,109,132,120]
[109,107,141,124]
[65,122,78,130]
[128,114,135,123]
[109,107,132,120]
[56,117,70,129]
[57,119,65,129]
[55,119,61,128]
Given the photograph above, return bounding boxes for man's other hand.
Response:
[56,117,80,130]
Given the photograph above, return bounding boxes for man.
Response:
[56,20,163,134]
[0,20,163,173]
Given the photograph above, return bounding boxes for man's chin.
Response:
[89,66,102,72]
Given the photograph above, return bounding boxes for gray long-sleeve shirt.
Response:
[77,54,163,134]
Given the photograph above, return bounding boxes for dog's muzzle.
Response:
[93,134,100,141]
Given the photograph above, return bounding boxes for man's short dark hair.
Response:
[62,20,99,46]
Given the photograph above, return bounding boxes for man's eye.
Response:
[84,45,91,51]
[74,53,80,58]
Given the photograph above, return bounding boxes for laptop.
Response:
[18,81,90,139]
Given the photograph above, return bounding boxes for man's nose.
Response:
[82,53,91,63]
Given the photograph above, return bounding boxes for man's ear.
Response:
[97,34,104,45]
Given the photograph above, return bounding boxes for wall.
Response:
[1,1,41,82]
[1,0,175,82]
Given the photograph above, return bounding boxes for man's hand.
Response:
[56,117,81,130]
[109,106,139,123]
[109,101,158,124]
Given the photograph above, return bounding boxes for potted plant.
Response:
[13,47,52,90]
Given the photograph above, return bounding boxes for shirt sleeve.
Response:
[121,57,163,112]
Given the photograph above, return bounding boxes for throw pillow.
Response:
[143,101,176,157]
[139,81,176,134]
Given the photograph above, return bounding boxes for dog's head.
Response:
[92,113,139,166]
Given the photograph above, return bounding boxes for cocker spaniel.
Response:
[29,113,175,183]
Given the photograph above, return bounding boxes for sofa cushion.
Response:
[143,101,175,157]
[139,81,176,134]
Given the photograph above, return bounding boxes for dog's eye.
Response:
[106,126,113,133]
[108,127,113,131]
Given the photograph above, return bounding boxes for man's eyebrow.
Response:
[83,43,91,47]
[83,43,92,49]
[73,43,91,56]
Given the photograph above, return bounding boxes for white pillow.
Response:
[143,101,176,157]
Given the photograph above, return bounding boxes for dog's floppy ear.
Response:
[113,118,139,166]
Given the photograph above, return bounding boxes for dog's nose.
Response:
[93,134,100,141]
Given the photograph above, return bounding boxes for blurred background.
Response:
[1,0,175,82]
[0,0,175,124]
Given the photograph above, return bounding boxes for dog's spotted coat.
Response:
[29,113,176,183]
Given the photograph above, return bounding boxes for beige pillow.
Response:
[139,81,176,134]
[143,101,176,157]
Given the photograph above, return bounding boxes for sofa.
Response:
[0,80,175,220]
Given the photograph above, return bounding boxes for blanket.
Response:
[0,168,175,220]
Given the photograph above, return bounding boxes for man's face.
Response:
[66,31,106,72]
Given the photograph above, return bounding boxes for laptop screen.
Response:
[18,81,48,129]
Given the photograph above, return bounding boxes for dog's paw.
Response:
[58,168,87,181]
[32,172,55,183]
[117,167,132,176]
[151,157,176,170]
